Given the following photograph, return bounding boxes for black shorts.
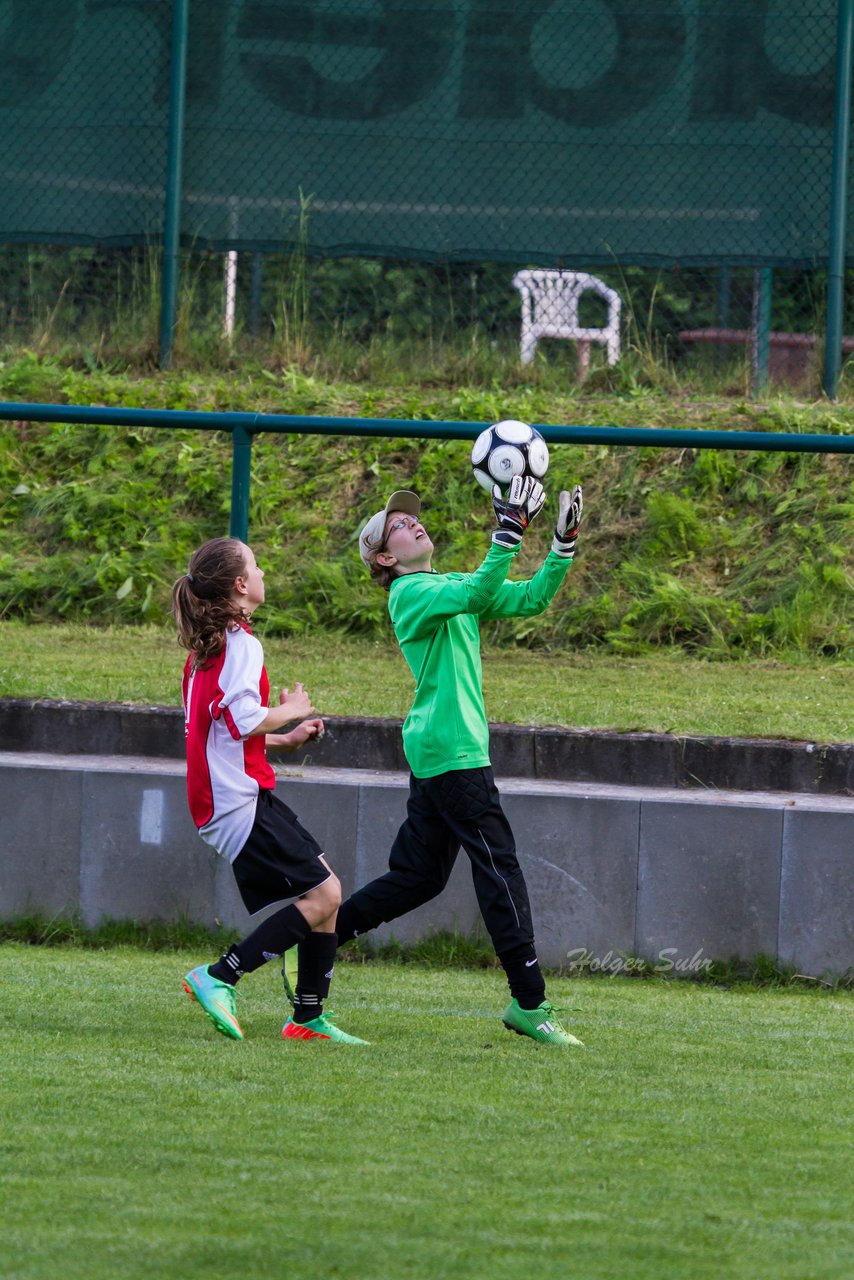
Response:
[232,788,331,916]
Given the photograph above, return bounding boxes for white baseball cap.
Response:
[358,489,421,567]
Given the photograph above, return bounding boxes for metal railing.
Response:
[1,401,851,543]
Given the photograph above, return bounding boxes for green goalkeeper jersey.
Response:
[387,542,573,779]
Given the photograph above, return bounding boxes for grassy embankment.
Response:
[0,350,851,739]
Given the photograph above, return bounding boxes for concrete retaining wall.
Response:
[1,750,851,977]
[2,698,853,794]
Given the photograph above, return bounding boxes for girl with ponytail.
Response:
[172,537,368,1045]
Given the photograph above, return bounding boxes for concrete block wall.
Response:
[2,699,853,794]
[1,751,851,977]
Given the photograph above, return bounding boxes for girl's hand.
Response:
[251,684,320,740]
[268,717,325,752]
[277,682,316,721]
[287,717,325,748]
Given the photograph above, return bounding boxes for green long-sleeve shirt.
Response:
[387,543,572,778]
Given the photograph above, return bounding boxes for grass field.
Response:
[3,945,852,1280]
[1,621,852,741]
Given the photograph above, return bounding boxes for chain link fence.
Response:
[0,1,849,389]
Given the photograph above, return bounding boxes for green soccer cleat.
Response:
[502,998,584,1047]
[281,945,298,1005]
[281,1013,369,1045]
[182,965,244,1041]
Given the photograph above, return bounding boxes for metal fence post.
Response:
[250,254,264,336]
[824,0,854,400]
[749,268,772,396]
[158,0,190,369]
[717,266,731,329]
[229,427,253,542]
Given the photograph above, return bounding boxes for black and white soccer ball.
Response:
[471,420,549,494]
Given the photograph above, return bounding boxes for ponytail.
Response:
[172,537,248,667]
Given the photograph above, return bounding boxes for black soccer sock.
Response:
[500,942,546,1008]
[292,930,338,1024]
[335,900,373,947]
[210,903,312,984]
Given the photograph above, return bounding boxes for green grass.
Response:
[3,945,852,1280]
[0,621,851,741]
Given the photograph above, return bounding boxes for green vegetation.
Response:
[3,945,852,1280]
[4,916,851,990]
[1,350,852,663]
[1,911,242,955]
[0,622,851,741]
[4,245,842,377]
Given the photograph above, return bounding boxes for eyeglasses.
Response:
[377,514,421,555]
[386,516,419,535]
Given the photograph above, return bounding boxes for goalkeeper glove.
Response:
[552,485,583,559]
[492,475,546,548]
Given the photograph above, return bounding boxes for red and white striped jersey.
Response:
[181,623,274,861]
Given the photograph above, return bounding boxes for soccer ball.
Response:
[471,420,549,493]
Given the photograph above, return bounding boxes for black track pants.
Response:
[342,767,534,956]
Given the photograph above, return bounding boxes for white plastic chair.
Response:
[512,270,622,375]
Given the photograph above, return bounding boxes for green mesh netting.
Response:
[0,1,843,266]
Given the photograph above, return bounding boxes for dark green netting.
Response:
[0,1,844,267]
